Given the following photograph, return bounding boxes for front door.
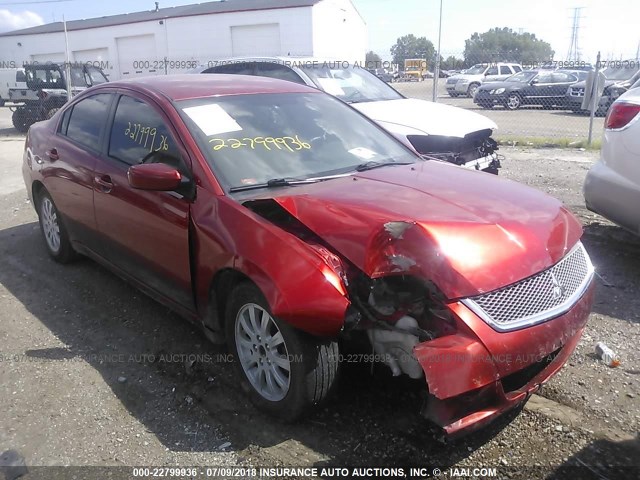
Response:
[92,93,194,309]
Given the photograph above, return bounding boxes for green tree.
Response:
[365,50,382,68]
[463,27,554,65]
[441,55,464,70]
[390,34,435,67]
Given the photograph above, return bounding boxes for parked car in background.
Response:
[366,68,393,83]
[474,70,582,110]
[584,87,640,234]
[197,57,501,173]
[446,63,523,98]
[566,62,640,116]
[0,67,27,106]
[23,74,595,436]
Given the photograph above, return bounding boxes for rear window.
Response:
[15,70,26,83]
[64,94,113,151]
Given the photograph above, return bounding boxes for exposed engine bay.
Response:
[407,128,501,173]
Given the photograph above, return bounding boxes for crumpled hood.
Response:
[352,98,497,138]
[269,161,582,299]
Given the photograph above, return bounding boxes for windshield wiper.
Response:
[355,160,414,172]
[229,177,319,193]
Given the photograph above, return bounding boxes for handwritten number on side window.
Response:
[125,122,169,152]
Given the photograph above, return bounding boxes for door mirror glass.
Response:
[127,162,182,191]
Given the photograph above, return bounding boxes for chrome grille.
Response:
[462,242,594,332]
[570,87,585,97]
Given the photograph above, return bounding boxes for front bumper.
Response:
[414,280,595,436]
[474,91,507,106]
[565,93,610,111]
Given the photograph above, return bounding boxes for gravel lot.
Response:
[0,107,638,480]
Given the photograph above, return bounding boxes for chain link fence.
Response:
[387,55,640,146]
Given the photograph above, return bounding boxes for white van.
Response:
[0,68,28,106]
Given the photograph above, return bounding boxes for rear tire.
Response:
[467,83,480,98]
[37,190,76,263]
[226,283,339,421]
[12,109,32,133]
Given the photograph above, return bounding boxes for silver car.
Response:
[584,87,640,233]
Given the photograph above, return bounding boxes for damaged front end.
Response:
[408,129,501,173]
[245,196,594,436]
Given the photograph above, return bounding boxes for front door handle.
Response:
[46,148,59,161]
[94,175,114,193]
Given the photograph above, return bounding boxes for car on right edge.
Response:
[584,87,640,233]
[567,62,640,116]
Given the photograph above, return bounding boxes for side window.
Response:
[536,72,554,83]
[255,63,306,84]
[16,70,26,83]
[499,66,511,75]
[513,65,522,73]
[58,108,72,135]
[486,66,498,75]
[552,72,574,83]
[108,95,181,168]
[204,62,256,75]
[64,93,113,151]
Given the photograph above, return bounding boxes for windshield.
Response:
[177,93,417,190]
[505,71,538,83]
[69,67,88,87]
[464,65,488,75]
[299,65,402,103]
[86,66,108,85]
[603,65,640,81]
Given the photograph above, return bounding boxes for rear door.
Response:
[92,92,194,309]
[550,72,578,104]
[47,93,115,245]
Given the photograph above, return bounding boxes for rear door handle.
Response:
[94,175,114,193]
[46,148,59,161]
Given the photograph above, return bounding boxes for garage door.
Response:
[116,34,158,78]
[30,52,66,64]
[74,48,109,64]
[231,24,280,57]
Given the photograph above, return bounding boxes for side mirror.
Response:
[128,162,182,191]
[531,78,539,85]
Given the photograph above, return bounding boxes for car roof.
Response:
[94,74,319,101]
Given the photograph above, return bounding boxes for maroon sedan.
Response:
[22,75,595,435]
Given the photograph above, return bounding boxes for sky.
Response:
[0,0,638,62]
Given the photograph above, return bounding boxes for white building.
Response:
[0,0,367,79]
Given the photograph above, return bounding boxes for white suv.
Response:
[446,63,523,98]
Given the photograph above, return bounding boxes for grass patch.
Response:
[496,136,602,150]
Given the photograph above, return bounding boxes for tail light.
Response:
[605,102,640,129]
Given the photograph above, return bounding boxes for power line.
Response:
[566,7,583,62]
[0,0,75,5]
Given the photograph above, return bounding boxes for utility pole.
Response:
[432,0,443,102]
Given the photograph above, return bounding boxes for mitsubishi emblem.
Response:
[550,271,565,300]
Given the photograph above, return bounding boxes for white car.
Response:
[584,87,640,233]
[196,57,501,173]
[445,63,523,98]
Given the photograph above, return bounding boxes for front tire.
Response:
[37,190,76,263]
[505,93,522,110]
[226,283,339,421]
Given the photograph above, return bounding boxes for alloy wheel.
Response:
[41,197,61,253]
[235,303,291,401]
